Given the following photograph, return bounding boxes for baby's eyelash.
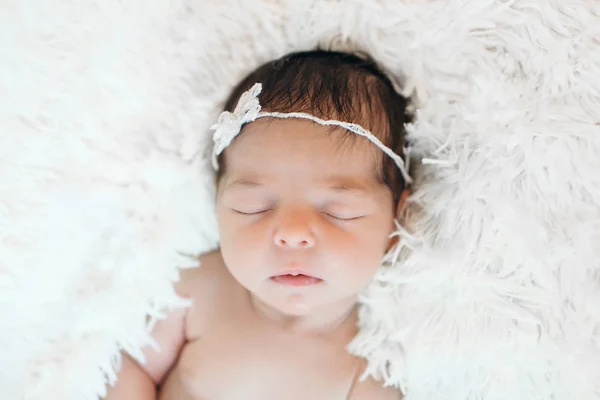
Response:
[231,208,364,222]
[232,209,271,216]
[322,212,364,222]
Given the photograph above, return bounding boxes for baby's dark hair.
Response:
[217,50,412,205]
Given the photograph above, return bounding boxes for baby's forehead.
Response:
[223,126,385,193]
[224,170,380,193]
[220,171,390,205]
[227,118,382,167]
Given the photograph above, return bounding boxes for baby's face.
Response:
[216,119,396,315]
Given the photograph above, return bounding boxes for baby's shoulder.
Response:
[177,249,231,339]
[177,249,227,295]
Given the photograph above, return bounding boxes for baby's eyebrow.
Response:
[224,175,376,196]
[321,176,372,194]
[224,178,265,191]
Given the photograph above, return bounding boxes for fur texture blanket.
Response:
[1,1,599,399]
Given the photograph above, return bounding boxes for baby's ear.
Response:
[386,188,411,253]
[395,187,411,218]
[385,188,412,252]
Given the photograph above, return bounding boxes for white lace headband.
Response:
[211,83,413,185]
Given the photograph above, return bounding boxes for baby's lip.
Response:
[270,274,322,287]
[270,268,323,287]
[272,268,321,280]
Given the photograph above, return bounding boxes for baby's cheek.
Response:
[219,229,264,291]
[350,227,390,270]
[219,212,262,245]
[345,221,390,252]
[221,221,267,270]
[330,232,383,277]
[233,221,268,251]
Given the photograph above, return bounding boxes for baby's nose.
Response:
[274,234,315,249]
[273,214,316,249]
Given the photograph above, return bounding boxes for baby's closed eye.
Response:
[222,188,376,221]
[222,191,273,215]
[226,196,370,219]
[321,207,368,221]
[227,205,367,220]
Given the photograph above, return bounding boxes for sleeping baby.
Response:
[104,49,412,400]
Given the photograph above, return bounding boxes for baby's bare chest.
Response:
[158,311,359,400]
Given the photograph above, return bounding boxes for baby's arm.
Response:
[103,303,187,399]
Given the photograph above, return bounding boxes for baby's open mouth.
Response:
[270,273,322,287]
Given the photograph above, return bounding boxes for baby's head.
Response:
[212,50,411,316]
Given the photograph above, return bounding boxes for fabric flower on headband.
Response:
[211,83,262,170]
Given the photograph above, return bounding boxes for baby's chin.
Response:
[265,293,317,316]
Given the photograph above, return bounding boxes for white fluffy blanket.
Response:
[1,1,599,399]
